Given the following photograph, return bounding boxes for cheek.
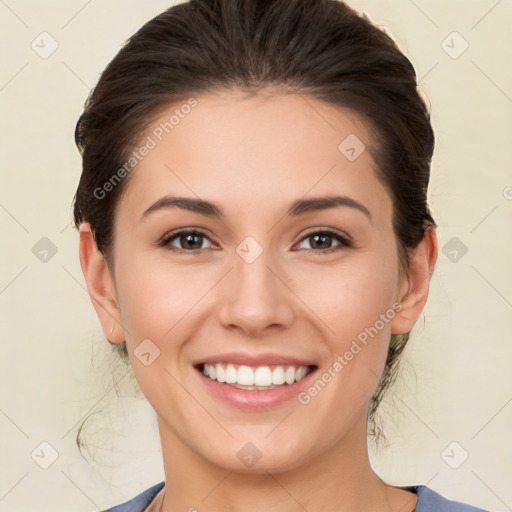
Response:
[113,250,219,347]
[298,249,399,341]
[112,253,212,403]
[300,246,399,394]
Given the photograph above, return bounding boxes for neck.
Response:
[155,414,417,512]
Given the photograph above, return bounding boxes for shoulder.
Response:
[100,481,165,512]
[405,484,492,512]
[100,481,492,512]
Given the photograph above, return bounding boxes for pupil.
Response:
[312,234,330,249]
[183,233,201,249]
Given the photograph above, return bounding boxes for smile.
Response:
[201,363,314,389]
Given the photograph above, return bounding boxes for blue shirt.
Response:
[101,481,491,512]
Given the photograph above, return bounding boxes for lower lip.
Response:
[196,367,317,410]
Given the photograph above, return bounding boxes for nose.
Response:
[217,246,296,337]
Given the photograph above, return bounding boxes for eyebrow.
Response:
[141,194,372,223]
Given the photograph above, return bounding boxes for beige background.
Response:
[1,1,511,511]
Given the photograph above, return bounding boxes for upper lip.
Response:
[194,352,317,368]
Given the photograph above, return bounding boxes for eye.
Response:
[159,229,216,253]
[158,228,354,255]
[295,229,354,255]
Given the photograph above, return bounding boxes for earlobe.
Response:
[391,224,438,335]
[78,223,124,344]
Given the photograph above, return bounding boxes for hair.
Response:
[73,0,436,451]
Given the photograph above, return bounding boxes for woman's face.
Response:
[87,89,427,473]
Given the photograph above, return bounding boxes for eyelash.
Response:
[158,228,354,255]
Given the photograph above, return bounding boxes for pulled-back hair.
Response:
[73,0,436,447]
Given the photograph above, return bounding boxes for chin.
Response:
[199,434,317,475]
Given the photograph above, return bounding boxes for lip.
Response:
[193,352,317,368]
[194,359,318,411]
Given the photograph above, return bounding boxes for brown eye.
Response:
[160,230,214,252]
[296,230,353,255]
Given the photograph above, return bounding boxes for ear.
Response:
[391,223,438,335]
[78,223,124,344]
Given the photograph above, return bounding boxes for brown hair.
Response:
[73,0,436,446]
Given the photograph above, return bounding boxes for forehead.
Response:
[118,90,393,227]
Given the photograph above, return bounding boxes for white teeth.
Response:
[215,363,225,383]
[272,366,286,385]
[201,363,312,388]
[254,366,272,386]
[296,366,308,381]
[225,364,237,384]
[285,366,296,384]
[237,365,255,385]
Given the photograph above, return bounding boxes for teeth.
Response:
[225,364,237,384]
[215,363,225,383]
[201,363,312,388]
[272,366,286,385]
[285,366,295,384]
[254,366,272,386]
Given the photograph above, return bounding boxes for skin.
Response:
[79,89,438,512]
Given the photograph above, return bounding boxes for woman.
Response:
[73,0,490,511]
